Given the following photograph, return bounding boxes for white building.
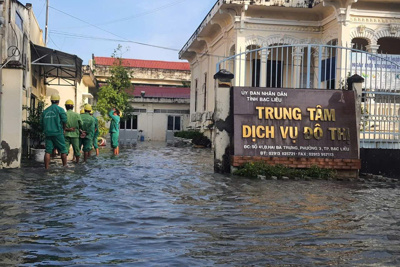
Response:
[91,57,191,143]
[179,0,400,140]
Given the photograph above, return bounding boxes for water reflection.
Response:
[0,142,399,266]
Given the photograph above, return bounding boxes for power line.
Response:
[49,30,180,52]
[48,5,226,59]
[58,0,187,29]
[48,35,61,50]
[49,30,227,59]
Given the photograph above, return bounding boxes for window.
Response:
[30,95,36,110]
[154,109,189,114]
[203,73,207,111]
[168,116,181,131]
[252,59,283,88]
[120,115,138,130]
[194,79,198,112]
[266,60,282,88]
[15,12,23,31]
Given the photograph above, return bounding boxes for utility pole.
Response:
[45,0,49,45]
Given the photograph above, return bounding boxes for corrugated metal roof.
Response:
[94,57,190,71]
[128,86,190,99]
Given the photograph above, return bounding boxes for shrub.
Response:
[174,130,203,139]
[233,161,336,179]
[23,100,46,148]
[192,135,211,147]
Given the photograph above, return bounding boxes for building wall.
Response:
[93,65,191,87]
[45,82,91,113]
[130,100,190,141]
[91,60,191,143]
[1,0,46,168]
[181,0,400,133]
[1,69,23,168]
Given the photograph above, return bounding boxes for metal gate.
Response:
[217,44,400,149]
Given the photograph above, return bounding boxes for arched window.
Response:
[352,38,368,51]
[378,37,400,54]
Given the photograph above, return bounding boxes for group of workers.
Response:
[40,94,121,169]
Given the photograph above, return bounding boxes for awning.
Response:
[30,43,83,86]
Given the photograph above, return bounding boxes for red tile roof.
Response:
[94,57,190,71]
[127,86,190,99]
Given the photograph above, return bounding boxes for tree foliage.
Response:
[95,45,133,119]
[23,100,46,148]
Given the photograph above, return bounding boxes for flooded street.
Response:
[1,142,400,266]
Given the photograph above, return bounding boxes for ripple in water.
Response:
[0,142,399,266]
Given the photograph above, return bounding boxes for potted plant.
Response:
[23,100,46,162]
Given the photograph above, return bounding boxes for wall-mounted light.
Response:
[214,69,234,88]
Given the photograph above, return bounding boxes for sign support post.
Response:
[213,70,234,173]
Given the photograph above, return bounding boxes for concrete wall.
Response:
[1,69,23,168]
[94,65,191,87]
[361,149,400,178]
[45,82,90,113]
[130,99,190,141]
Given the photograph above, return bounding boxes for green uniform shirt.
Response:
[109,110,120,133]
[81,113,95,140]
[65,110,83,138]
[93,116,99,137]
[40,104,67,137]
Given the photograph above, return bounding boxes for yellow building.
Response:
[91,56,191,143]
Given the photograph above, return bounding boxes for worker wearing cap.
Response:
[91,110,100,156]
[74,108,86,161]
[40,94,68,169]
[109,108,121,155]
[80,104,95,162]
[64,100,83,163]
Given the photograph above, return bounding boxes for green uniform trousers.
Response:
[93,134,99,149]
[65,136,81,157]
[45,135,68,154]
[110,132,119,148]
[81,138,93,152]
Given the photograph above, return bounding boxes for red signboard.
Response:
[233,87,358,159]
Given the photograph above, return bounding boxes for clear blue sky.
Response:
[22,0,217,64]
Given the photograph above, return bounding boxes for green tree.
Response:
[95,45,133,119]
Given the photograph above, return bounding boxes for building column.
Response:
[292,47,303,88]
[260,48,269,87]
[213,70,234,173]
[348,74,365,160]
[234,36,246,87]
[366,44,380,54]
[312,49,320,89]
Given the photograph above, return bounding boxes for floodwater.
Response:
[0,142,400,266]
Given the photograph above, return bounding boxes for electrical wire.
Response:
[48,4,227,59]
[49,30,180,52]
[49,35,61,50]
[49,6,184,53]
[49,30,227,60]
[58,0,188,29]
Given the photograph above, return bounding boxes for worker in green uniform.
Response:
[73,108,85,163]
[109,108,121,155]
[80,104,95,162]
[91,110,99,156]
[64,99,83,163]
[40,94,68,169]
